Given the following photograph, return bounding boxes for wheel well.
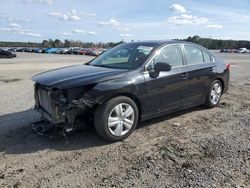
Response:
[105,93,142,120]
[215,78,225,93]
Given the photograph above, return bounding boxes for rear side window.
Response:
[184,45,203,65]
[203,51,211,62]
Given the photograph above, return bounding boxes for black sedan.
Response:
[32,41,230,141]
[0,49,16,58]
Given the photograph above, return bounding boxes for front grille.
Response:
[38,87,53,115]
[35,84,65,123]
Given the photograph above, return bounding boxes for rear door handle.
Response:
[181,73,189,80]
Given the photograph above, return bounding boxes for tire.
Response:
[94,96,139,142]
[205,80,223,108]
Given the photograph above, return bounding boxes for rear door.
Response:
[181,44,216,106]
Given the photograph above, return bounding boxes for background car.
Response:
[58,48,69,54]
[220,49,229,53]
[84,48,104,56]
[24,48,33,52]
[0,48,16,58]
[44,48,59,54]
[33,48,42,53]
[235,48,250,53]
[228,49,237,53]
[8,48,18,52]
[78,48,90,55]
[16,48,26,52]
[65,48,82,55]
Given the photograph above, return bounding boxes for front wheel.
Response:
[205,80,223,108]
[94,96,139,142]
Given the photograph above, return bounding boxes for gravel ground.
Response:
[0,52,249,187]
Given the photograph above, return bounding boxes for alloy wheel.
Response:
[210,82,222,105]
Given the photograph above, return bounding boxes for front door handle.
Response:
[181,73,189,80]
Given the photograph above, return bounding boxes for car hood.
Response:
[32,64,128,89]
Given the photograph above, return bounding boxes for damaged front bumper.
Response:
[33,84,96,134]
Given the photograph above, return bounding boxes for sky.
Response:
[0,0,250,42]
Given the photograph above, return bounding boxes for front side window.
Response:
[89,43,155,69]
[147,45,183,71]
[184,45,203,65]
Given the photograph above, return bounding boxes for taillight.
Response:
[226,63,231,70]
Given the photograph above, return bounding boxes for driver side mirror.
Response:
[149,62,172,78]
[154,62,172,72]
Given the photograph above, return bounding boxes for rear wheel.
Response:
[94,96,139,142]
[205,80,223,108]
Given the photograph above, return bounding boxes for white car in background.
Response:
[236,48,250,53]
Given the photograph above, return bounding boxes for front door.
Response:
[144,44,189,116]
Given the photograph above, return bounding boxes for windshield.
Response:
[89,43,156,69]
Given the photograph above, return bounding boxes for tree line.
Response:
[183,35,250,49]
[1,36,250,49]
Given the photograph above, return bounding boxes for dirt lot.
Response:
[0,52,249,187]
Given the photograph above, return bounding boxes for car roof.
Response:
[128,40,204,48]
